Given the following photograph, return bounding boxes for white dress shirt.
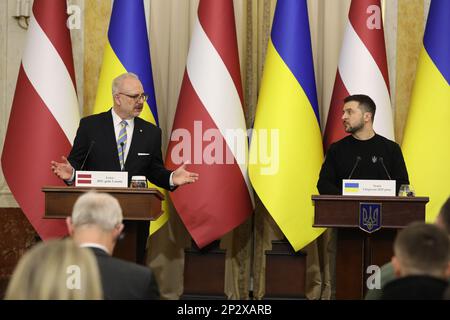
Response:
[80,242,110,255]
[111,108,134,163]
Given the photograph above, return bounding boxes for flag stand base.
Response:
[264,239,307,299]
[182,240,226,299]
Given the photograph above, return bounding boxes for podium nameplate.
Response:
[342,179,395,196]
[75,171,128,188]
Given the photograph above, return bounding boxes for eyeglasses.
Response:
[118,92,149,102]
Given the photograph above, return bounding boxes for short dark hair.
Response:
[394,222,449,276]
[438,196,450,235]
[344,94,376,121]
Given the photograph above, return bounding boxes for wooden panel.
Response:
[42,186,163,220]
[371,229,397,267]
[183,241,226,298]
[335,228,396,299]
[312,195,428,228]
[0,208,39,299]
[265,240,306,299]
[114,221,150,265]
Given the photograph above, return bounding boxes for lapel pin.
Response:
[140,129,143,133]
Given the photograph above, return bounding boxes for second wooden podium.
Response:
[42,186,164,264]
[312,195,428,299]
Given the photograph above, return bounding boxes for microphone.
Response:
[80,140,95,170]
[378,157,392,180]
[120,142,125,171]
[348,156,362,179]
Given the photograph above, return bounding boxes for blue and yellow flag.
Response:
[93,0,168,234]
[402,0,450,222]
[249,0,324,251]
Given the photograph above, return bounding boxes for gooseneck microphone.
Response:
[80,140,95,171]
[348,156,362,179]
[378,157,392,180]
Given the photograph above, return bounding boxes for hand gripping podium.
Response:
[312,195,428,299]
[42,186,164,264]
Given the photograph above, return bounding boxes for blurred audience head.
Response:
[5,239,102,300]
[436,196,450,235]
[67,191,124,255]
[392,222,450,279]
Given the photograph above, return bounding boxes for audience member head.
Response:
[392,222,450,279]
[436,196,450,235]
[67,191,124,255]
[5,239,102,300]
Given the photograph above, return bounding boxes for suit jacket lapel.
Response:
[102,110,122,170]
[126,118,142,168]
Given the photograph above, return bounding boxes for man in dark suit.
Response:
[51,72,198,188]
[67,191,160,300]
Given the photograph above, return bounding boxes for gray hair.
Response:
[71,191,123,231]
[112,72,140,95]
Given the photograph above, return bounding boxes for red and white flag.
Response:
[1,0,80,239]
[166,0,254,248]
[323,0,394,150]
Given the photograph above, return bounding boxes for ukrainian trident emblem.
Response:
[359,203,382,233]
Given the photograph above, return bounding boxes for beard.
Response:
[344,118,365,134]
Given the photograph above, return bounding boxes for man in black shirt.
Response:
[316,94,410,299]
[317,94,409,195]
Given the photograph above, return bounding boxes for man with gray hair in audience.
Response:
[67,191,159,300]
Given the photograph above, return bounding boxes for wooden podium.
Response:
[42,186,164,264]
[312,195,428,300]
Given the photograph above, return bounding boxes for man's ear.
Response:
[113,223,124,240]
[66,217,74,236]
[391,256,402,278]
[113,94,121,106]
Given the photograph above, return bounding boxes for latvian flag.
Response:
[165,0,254,248]
[76,174,92,185]
[1,0,80,239]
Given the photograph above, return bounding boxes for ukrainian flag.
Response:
[249,0,324,251]
[93,0,168,234]
[402,0,450,222]
[93,0,157,125]
[344,183,360,193]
